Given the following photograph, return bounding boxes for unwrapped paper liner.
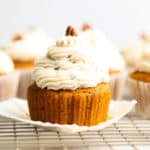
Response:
[0,72,20,100]
[17,69,33,99]
[0,98,136,133]
[129,78,150,119]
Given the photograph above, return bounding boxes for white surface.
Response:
[0,0,150,47]
[0,98,136,133]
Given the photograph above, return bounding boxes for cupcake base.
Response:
[27,82,111,126]
[0,71,20,100]
[129,78,150,119]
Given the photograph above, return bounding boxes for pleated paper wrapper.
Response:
[109,73,125,100]
[17,69,33,99]
[0,71,20,100]
[129,78,150,119]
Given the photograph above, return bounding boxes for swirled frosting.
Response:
[137,58,150,73]
[79,29,125,70]
[0,51,14,74]
[33,36,109,90]
[1,27,54,62]
[121,44,142,67]
[142,42,150,60]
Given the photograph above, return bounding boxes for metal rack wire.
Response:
[0,115,150,150]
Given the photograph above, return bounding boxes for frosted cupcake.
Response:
[1,27,54,98]
[121,33,150,98]
[129,52,150,119]
[0,51,19,100]
[27,31,111,126]
[79,23,125,100]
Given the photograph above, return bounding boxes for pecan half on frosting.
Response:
[12,33,23,41]
[81,22,92,31]
[65,26,78,36]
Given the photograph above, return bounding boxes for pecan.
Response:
[65,25,78,36]
[12,33,23,41]
[82,22,92,31]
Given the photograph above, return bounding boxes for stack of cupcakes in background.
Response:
[27,26,111,126]
[78,23,125,100]
[0,27,54,99]
[0,51,19,100]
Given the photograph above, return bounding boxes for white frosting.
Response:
[79,29,124,70]
[0,51,14,74]
[1,27,54,61]
[33,36,109,90]
[136,41,150,73]
[142,42,150,59]
[137,59,150,73]
[121,45,142,67]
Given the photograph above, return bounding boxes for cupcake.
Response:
[27,30,111,126]
[121,33,150,98]
[0,51,19,100]
[79,23,125,100]
[129,52,150,119]
[129,34,150,119]
[1,27,54,98]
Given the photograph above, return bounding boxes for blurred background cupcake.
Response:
[129,53,150,119]
[0,51,19,100]
[0,26,54,99]
[78,23,125,100]
[128,37,150,118]
[121,33,150,98]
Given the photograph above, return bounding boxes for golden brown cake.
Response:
[130,71,150,82]
[28,82,111,126]
[14,60,35,69]
[27,32,111,126]
[109,69,121,75]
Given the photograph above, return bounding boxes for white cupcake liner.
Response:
[129,78,150,119]
[109,73,124,100]
[0,71,20,100]
[17,69,33,99]
[123,67,136,99]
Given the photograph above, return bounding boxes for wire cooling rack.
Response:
[0,115,150,150]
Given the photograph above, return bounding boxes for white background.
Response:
[0,0,150,48]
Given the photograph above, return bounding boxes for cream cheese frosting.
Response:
[121,45,142,67]
[137,58,150,73]
[136,42,150,73]
[1,27,54,62]
[142,43,150,60]
[121,33,150,67]
[79,29,125,70]
[33,36,109,90]
[0,51,14,74]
